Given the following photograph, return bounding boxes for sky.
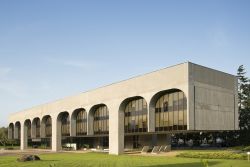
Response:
[0,0,250,127]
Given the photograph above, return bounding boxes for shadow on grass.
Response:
[138,161,220,167]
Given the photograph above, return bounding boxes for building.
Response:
[8,62,238,155]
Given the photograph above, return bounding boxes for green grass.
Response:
[0,152,249,167]
[0,145,20,149]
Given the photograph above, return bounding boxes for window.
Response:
[124,98,147,133]
[45,117,52,137]
[35,119,40,138]
[155,90,187,131]
[94,105,109,134]
[61,113,70,136]
[76,109,87,136]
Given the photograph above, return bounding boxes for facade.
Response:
[8,62,238,155]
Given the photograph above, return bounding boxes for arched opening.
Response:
[93,105,109,135]
[152,89,187,131]
[71,108,87,136]
[30,117,41,148]
[88,104,109,149]
[70,108,91,150]
[40,115,52,149]
[24,119,32,148]
[8,123,14,139]
[120,96,150,151]
[32,118,41,138]
[147,88,187,151]
[61,112,70,136]
[14,121,21,140]
[124,97,148,133]
[57,112,70,150]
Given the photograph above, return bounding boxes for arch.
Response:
[149,88,187,132]
[24,119,32,139]
[41,115,52,138]
[89,104,109,135]
[119,96,148,133]
[71,108,87,136]
[8,123,14,139]
[32,117,40,138]
[57,112,70,136]
[14,121,21,139]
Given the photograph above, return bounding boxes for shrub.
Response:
[242,146,250,151]
[177,151,247,160]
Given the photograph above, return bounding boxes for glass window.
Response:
[94,105,109,134]
[124,98,148,133]
[61,113,70,136]
[45,117,52,137]
[35,119,40,138]
[155,90,187,132]
[76,109,87,136]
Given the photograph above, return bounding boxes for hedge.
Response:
[177,151,247,160]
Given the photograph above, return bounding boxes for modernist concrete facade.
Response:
[8,62,238,155]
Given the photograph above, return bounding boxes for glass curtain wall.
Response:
[155,90,187,131]
[15,122,21,139]
[35,119,40,138]
[93,106,109,134]
[9,124,14,139]
[124,98,147,133]
[26,121,31,139]
[61,113,70,136]
[76,109,87,136]
[45,117,52,137]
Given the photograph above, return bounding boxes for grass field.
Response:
[0,152,249,167]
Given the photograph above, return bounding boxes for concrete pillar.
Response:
[21,122,27,150]
[52,115,61,151]
[109,102,124,155]
[148,103,155,132]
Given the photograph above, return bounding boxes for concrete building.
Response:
[8,62,238,155]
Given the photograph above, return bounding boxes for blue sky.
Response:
[0,0,249,126]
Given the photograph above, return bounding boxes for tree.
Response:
[0,127,8,147]
[237,65,250,144]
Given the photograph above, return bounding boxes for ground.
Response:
[0,150,249,167]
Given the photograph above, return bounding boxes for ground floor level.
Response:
[13,131,237,152]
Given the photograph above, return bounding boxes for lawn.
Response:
[0,152,249,167]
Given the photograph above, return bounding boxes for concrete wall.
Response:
[188,63,238,131]
[8,62,238,154]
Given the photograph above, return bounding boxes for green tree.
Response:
[0,127,8,147]
[237,65,250,144]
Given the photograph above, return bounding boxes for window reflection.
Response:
[76,109,87,136]
[94,106,109,134]
[155,91,187,131]
[125,98,147,133]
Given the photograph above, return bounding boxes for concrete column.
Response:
[148,103,155,132]
[20,122,27,150]
[52,115,61,151]
[109,102,124,155]
[146,94,155,133]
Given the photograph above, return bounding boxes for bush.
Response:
[177,151,247,160]
[242,146,250,151]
